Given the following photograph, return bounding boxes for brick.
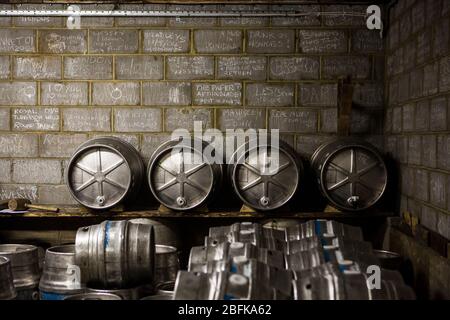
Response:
[409,69,423,100]
[269,57,319,80]
[389,78,399,105]
[433,18,450,58]
[427,0,442,26]
[397,136,408,163]
[194,30,242,53]
[41,82,88,106]
[352,29,383,53]
[218,108,265,130]
[299,84,337,107]
[430,172,447,209]
[399,11,412,42]
[12,107,59,132]
[13,159,61,184]
[0,56,10,79]
[0,4,11,27]
[38,30,87,54]
[165,108,213,132]
[143,82,191,106]
[389,22,399,51]
[166,56,214,80]
[353,83,383,108]
[14,4,63,27]
[295,135,332,158]
[408,136,422,165]
[246,83,294,108]
[116,56,163,80]
[167,5,217,27]
[415,169,429,202]
[38,185,77,205]
[40,134,87,158]
[116,4,166,27]
[411,1,425,34]
[64,56,112,80]
[322,56,371,80]
[0,185,38,202]
[421,205,438,232]
[247,30,295,54]
[0,82,36,106]
[436,212,450,240]
[143,30,190,53]
[0,29,35,53]
[350,109,382,134]
[423,62,439,96]
[89,30,139,54]
[298,30,347,54]
[141,134,171,158]
[269,109,317,133]
[0,108,9,130]
[219,5,269,27]
[384,109,393,133]
[422,135,437,168]
[322,5,366,27]
[13,56,61,80]
[439,57,450,92]
[92,82,140,106]
[415,100,430,131]
[401,166,415,197]
[217,56,266,80]
[437,135,450,171]
[417,31,432,65]
[0,159,11,183]
[0,134,38,157]
[194,83,242,106]
[403,41,416,72]
[271,5,321,27]
[430,97,448,131]
[114,108,162,133]
[78,4,114,27]
[398,73,410,103]
[385,136,396,156]
[320,109,337,133]
[63,108,111,132]
[402,104,415,132]
[392,107,403,133]
[391,48,404,76]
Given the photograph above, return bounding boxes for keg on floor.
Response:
[293,271,415,300]
[64,292,122,300]
[129,218,182,249]
[189,241,285,270]
[0,244,40,300]
[75,220,155,288]
[39,245,85,300]
[147,137,223,211]
[155,245,179,284]
[86,286,143,300]
[228,140,302,211]
[285,220,364,241]
[66,137,145,210]
[311,138,388,211]
[0,256,17,300]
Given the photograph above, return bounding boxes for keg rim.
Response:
[64,292,122,300]
[155,244,178,254]
[47,244,76,255]
[0,243,38,255]
[318,143,388,212]
[65,142,133,210]
[0,255,10,265]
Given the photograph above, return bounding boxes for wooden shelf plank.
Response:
[0,207,395,220]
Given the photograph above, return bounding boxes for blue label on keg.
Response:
[104,221,111,248]
[40,291,66,300]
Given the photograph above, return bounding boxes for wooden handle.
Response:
[26,204,59,213]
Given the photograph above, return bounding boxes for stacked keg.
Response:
[0,244,41,300]
[174,220,415,300]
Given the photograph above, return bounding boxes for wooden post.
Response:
[337,76,354,136]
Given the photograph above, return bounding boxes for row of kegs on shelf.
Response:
[66,136,388,212]
[173,220,416,300]
[0,219,179,300]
